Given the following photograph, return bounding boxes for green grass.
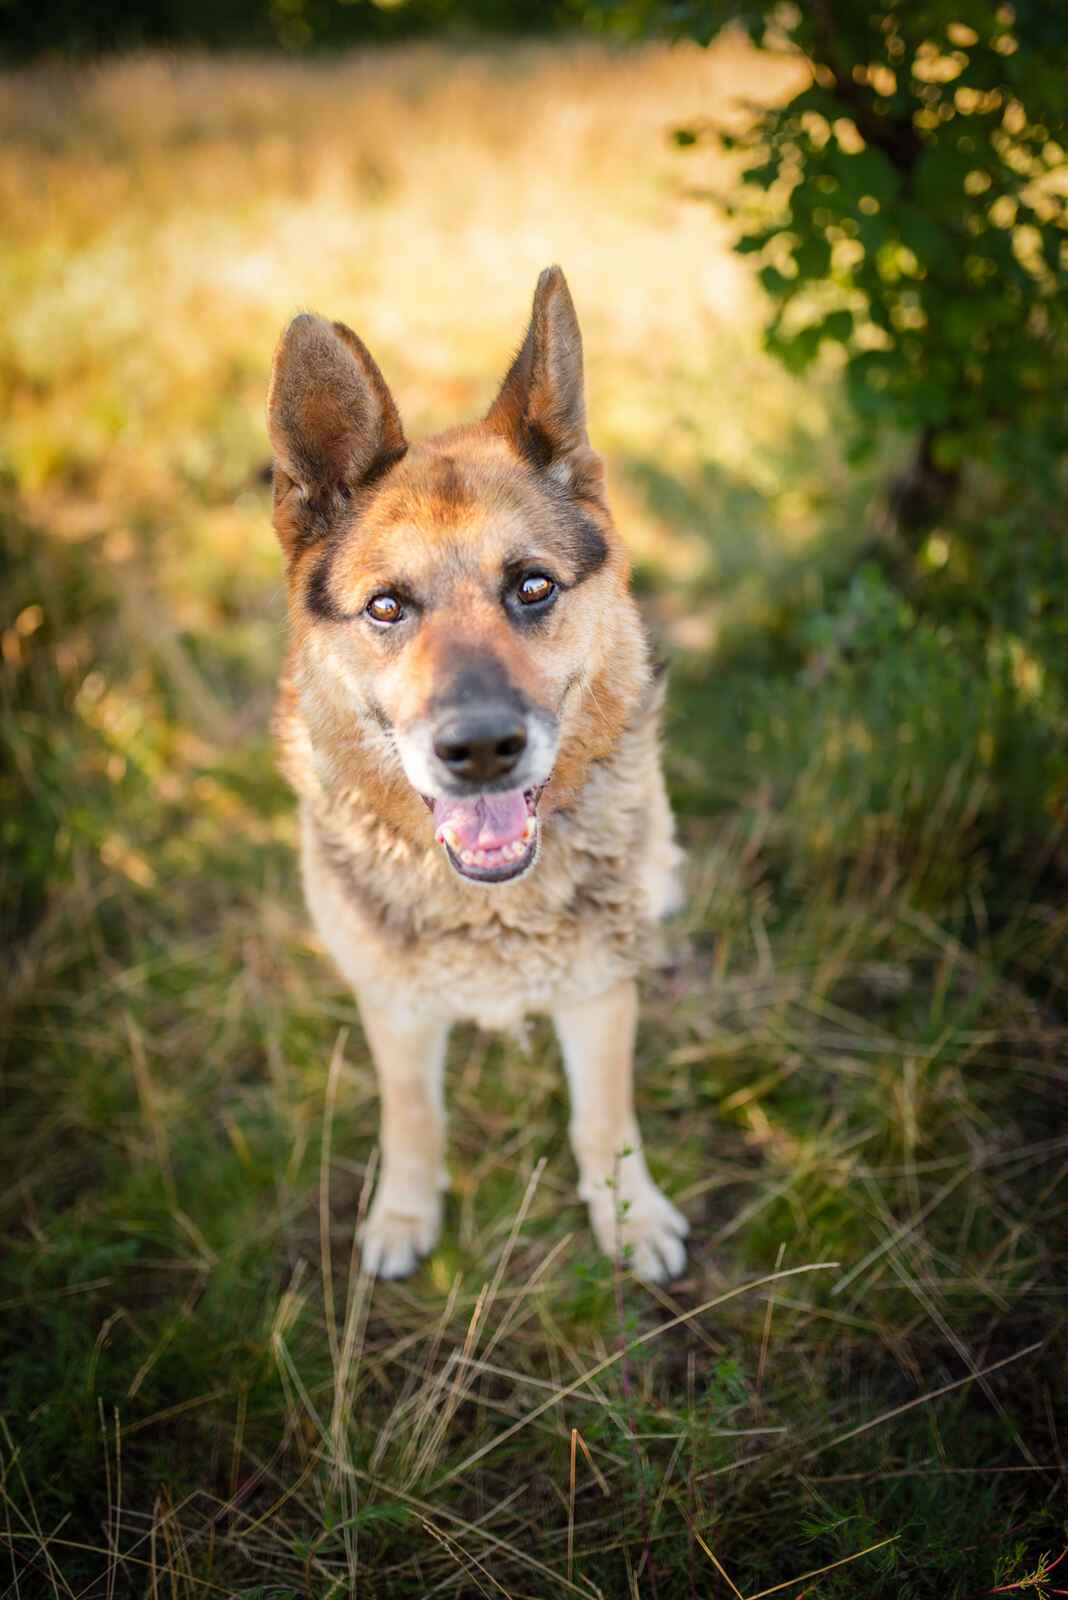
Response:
[2,40,1067,1599]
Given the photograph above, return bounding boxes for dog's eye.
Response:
[516,574,556,607]
[366,593,404,625]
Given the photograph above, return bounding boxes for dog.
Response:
[267,266,689,1282]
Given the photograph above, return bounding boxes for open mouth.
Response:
[430,785,545,884]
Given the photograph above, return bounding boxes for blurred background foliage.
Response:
[0,0,570,56]
[2,4,1068,1595]
[617,1,1068,535]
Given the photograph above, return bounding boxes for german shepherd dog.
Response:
[268,267,689,1282]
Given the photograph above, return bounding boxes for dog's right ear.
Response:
[267,313,406,555]
[486,266,603,502]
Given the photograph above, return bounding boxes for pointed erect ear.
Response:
[267,313,406,536]
[486,266,600,494]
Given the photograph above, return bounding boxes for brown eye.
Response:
[517,574,556,606]
[366,593,403,624]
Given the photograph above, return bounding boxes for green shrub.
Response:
[599,0,1068,521]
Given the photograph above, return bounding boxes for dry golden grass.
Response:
[0,41,814,571]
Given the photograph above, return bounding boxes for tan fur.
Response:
[269,267,688,1281]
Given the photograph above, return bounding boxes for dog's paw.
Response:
[587,1174,689,1284]
[359,1188,442,1279]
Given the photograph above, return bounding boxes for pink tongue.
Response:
[433,789,528,852]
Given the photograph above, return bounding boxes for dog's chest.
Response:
[302,797,654,1025]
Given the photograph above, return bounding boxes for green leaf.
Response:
[856,211,891,255]
[742,159,780,189]
[830,145,900,207]
[735,225,781,256]
[823,309,854,343]
[845,351,896,416]
[767,321,822,373]
[896,208,956,274]
[793,233,833,280]
[915,138,977,209]
[930,429,968,470]
[758,264,793,297]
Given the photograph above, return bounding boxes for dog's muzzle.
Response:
[396,693,558,885]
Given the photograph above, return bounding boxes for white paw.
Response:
[586,1170,690,1284]
[359,1187,442,1279]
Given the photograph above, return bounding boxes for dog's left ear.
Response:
[268,312,407,554]
[486,266,603,499]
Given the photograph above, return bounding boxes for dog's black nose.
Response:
[434,710,527,785]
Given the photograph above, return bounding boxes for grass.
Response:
[2,35,1067,1599]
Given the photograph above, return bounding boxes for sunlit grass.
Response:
[1,37,1066,1600]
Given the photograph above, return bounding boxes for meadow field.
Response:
[2,37,1066,1598]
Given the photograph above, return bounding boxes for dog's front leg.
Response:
[356,996,449,1279]
[554,979,688,1283]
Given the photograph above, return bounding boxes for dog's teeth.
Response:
[452,832,534,870]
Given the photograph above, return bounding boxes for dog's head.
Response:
[268,266,641,887]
